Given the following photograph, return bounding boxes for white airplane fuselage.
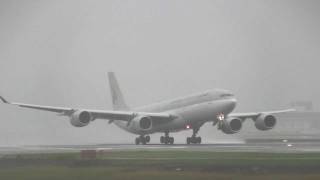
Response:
[0,72,293,145]
[114,89,237,135]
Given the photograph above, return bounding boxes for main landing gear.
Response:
[135,135,150,145]
[160,131,174,145]
[186,127,202,144]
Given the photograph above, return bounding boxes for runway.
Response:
[2,140,320,155]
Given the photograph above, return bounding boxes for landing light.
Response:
[217,113,225,121]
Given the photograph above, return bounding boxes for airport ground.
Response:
[1,142,320,180]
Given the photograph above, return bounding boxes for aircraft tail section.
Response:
[108,72,130,110]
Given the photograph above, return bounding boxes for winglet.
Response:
[0,96,9,104]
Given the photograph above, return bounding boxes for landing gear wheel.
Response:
[135,137,140,145]
[187,137,191,144]
[160,132,174,145]
[169,137,174,145]
[145,136,150,143]
[164,139,168,145]
[141,138,146,145]
[186,127,202,144]
[160,136,165,144]
[186,136,202,144]
[135,135,149,145]
[196,137,201,144]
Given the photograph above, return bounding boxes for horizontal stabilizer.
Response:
[0,96,9,104]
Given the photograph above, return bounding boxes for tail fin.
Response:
[108,72,130,110]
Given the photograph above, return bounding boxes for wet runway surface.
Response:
[2,140,320,155]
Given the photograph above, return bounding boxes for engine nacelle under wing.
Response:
[131,115,153,131]
[70,110,93,127]
[255,114,276,131]
[220,117,242,134]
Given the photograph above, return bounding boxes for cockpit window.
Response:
[220,93,234,98]
[199,93,209,97]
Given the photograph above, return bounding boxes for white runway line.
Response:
[96,148,114,151]
[2,142,320,154]
[170,146,187,149]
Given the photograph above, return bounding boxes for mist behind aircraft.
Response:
[0,0,319,146]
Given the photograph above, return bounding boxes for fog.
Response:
[0,0,319,146]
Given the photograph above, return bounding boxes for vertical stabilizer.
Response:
[108,72,130,110]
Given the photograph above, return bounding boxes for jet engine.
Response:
[220,117,242,134]
[131,116,153,131]
[255,114,276,131]
[70,110,93,127]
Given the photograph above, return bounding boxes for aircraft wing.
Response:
[0,96,175,122]
[229,109,295,119]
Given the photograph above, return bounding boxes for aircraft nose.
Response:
[227,98,237,111]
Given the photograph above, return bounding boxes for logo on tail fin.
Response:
[108,72,129,110]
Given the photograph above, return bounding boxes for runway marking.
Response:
[170,146,187,149]
[99,157,320,160]
[2,143,320,154]
[141,146,187,149]
[96,148,114,151]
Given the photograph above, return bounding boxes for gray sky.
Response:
[0,0,319,145]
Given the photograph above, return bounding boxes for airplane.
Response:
[0,72,294,145]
